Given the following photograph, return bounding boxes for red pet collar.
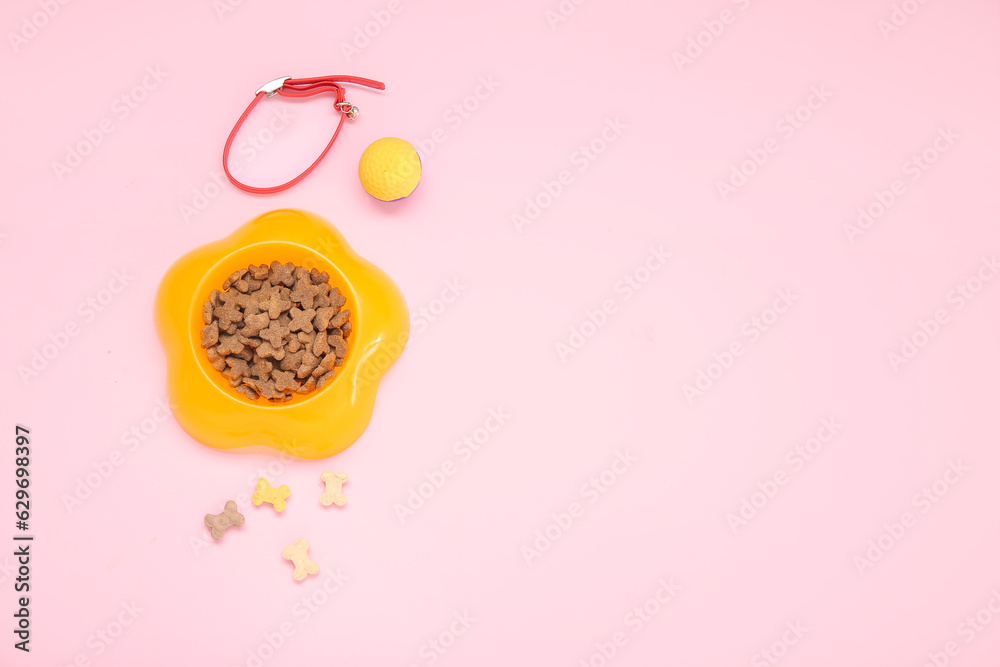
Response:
[222,75,385,195]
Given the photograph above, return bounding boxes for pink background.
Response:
[3,0,1000,665]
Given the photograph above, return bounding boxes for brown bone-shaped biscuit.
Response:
[223,268,248,291]
[297,351,319,378]
[313,307,336,331]
[223,357,249,383]
[288,308,316,333]
[269,261,296,287]
[248,263,270,280]
[235,385,258,400]
[312,330,330,357]
[259,320,290,348]
[297,376,317,394]
[328,333,347,358]
[236,334,262,349]
[241,312,270,337]
[206,346,228,371]
[202,300,214,325]
[312,283,331,308]
[201,321,219,348]
[255,341,286,361]
[280,350,305,371]
[236,292,262,317]
[289,280,320,309]
[259,285,292,320]
[243,377,281,399]
[310,268,330,285]
[288,307,316,333]
[341,321,352,339]
[330,288,347,309]
[214,292,244,329]
[316,370,336,388]
[329,310,350,330]
[311,352,337,378]
[272,370,300,394]
[251,357,273,379]
[216,334,245,356]
[204,500,244,540]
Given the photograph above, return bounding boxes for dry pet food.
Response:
[282,538,320,581]
[251,478,290,512]
[200,262,351,402]
[204,500,245,540]
[320,472,349,507]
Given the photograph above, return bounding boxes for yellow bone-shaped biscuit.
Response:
[252,478,290,512]
[320,471,348,507]
[282,538,320,581]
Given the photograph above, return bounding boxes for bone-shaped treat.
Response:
[282,538,320,581]
[204,500,245,540]
[252,478,290,512]
[320,471,349,507]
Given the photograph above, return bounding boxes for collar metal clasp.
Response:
[256,76,291,97]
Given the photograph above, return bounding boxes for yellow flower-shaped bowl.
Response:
[154,209,409,459]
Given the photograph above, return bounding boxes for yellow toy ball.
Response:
[358,137,421,201]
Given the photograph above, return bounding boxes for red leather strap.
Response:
[223,75,385,195]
